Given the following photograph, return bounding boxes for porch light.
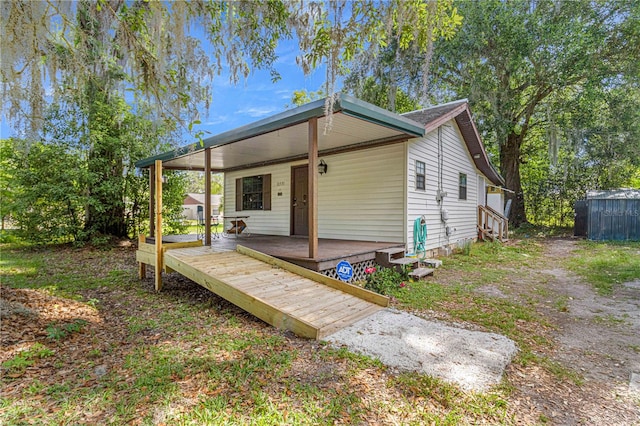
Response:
[318,159,328,175]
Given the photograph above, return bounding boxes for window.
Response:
[416,160,426,190]
[459,173,467,200]
[236,174,271,211]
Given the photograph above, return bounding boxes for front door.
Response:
[291,165,309,236]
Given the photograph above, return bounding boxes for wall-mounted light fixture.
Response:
[472,153,481,159]
[318,159,328,175]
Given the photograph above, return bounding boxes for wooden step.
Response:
[389,257,419,266]
[376,247,406,256]
[421,259,442,268]
[375,247,406,268]
[409,267,435,279]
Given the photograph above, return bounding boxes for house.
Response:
[220,97,505,256]
[136,94,506,274]
[182,193,222,220]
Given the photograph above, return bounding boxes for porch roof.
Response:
[135,94,425,171]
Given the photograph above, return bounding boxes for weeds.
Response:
[554,296,569,312]
[46,319,88,340]
[2,343,55,374]
[566,241,640,295]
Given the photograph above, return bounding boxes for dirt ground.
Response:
[475,238,640,425]
[2,238,639,424]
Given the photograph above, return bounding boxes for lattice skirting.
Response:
[321,259,376,283]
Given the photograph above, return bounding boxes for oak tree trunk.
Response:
[500,131,528,227]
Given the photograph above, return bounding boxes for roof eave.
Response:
[338,94,425,137]
[135,94,424,169]
[453,110,505,186]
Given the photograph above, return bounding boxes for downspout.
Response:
[403,140,408,249]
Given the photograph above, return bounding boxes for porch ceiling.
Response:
[135,95,425,171]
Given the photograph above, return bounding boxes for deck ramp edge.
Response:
[163,248,387,340]
[164,251,320,339]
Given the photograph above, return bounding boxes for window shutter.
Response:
[236,178,242,211]
[263,174,271,211]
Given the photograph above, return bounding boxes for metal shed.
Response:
[585,189,640,241]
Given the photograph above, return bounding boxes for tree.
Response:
[343,38,431,112]
[2,0,462,135]
[288,89,326,108]
[430,0,640,226]
[5,138,86,243]
[345,76,422,113]
[0,138,17,230]
[1,0,463,238]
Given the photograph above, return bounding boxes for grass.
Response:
[396,239,548,343]
[1,236,637,424]
[2,343,55,374]
[0,243,135,300]
[392,374,513,424]
[566,240,640,295]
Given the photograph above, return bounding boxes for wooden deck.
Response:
[161,245,388,340]
[156,234,405,272]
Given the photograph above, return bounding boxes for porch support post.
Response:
[154,160,163,292]
[204,148,212,245]
[149,163,156,237]
[308,117,318,259]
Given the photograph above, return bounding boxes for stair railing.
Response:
[477,205,509,242]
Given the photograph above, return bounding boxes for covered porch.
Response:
[134,95,425,291]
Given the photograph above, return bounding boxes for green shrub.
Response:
[363,266,409,295]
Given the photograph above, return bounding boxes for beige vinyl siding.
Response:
[317,144,405,242]
[406,121,479,252]
[224,144,405,241]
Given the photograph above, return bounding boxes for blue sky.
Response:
[199,42,327,138]
[0,40,328,144]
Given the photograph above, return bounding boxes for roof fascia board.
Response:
[422,103,469,135]
[339,95,425,137]
[136,94,424,169]
[135,99,332,169]
[465,111,505,186]
[201,98,329,150]
[453,112,505,186]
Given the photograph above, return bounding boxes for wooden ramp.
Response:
[162,245,388,340]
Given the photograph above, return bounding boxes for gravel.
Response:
[325,308,517,391]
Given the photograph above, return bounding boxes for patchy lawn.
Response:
[1,238,639,424]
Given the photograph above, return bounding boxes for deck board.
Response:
[163,247,387,339]
[153,234,404,272]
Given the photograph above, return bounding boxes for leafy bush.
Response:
[364,266,409,295]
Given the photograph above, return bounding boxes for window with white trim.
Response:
[235,174,271,211]
[416,160,426,190]
[459,173,467,200]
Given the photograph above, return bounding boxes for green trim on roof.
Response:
[135,94,425,169]
[338,95,425,137]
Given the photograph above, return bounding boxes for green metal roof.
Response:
[135,94,425,169]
